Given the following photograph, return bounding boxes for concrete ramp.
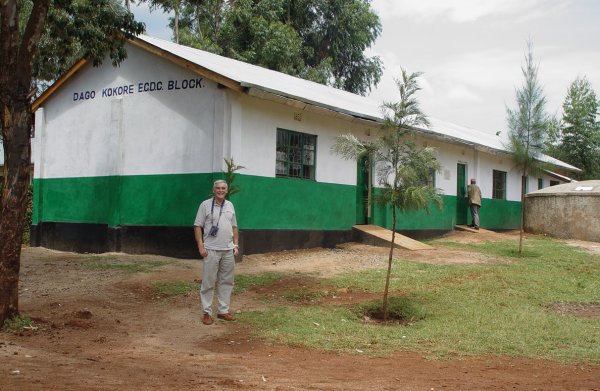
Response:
[455,225,493,233]
[353,225,433,251]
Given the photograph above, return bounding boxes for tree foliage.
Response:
[144,0,383,95]
[0,0,144,327]
[505,41,550,256]
[548,77,600,180]
[333,69,442,321]
[23,0,144,91]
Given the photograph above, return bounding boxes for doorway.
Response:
[456,163,468,225]
[356,156,371,224]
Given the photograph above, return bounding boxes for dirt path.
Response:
[2,231,599,390]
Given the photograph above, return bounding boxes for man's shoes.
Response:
[474,226,480,230]
[217,313,235,321]
[202,313,213,325]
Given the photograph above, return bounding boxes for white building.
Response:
[30,35,579,257]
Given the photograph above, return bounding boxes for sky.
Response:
[131,0,600,135]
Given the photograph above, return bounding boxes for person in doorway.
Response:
[194,179,239,325]
[467,178,482,230]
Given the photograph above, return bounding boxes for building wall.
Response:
[30,44,570,255]
[525,194,600,242]
[369,134,559,231]
[33,44,223,228]
[32,44,378,234]
[228,93,376,230]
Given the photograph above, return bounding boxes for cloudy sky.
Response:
[131,0,600,135]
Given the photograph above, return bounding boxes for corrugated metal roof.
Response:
[138,35,383,122]
[136,35,580,173]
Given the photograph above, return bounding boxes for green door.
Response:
[456,163,468,225]
[356,156,369,224]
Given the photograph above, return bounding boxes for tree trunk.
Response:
[174,3,180,44]
[0,100,32,327]
[382,205,396,321]
[518,166,526,256]
[0,0,50,328]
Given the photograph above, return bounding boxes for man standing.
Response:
[194,180,239,325]
[467,178,482,230]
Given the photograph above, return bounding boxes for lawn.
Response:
[238,237,600,363]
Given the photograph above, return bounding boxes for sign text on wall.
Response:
[72,78,204,102]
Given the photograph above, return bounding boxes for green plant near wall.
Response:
[505,41,551,256]
[223,157,245,199]
[333,68,443,321]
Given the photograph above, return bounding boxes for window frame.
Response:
[275,128,317,180]
[492,169,507,200]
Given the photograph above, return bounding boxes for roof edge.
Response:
[31,35,247,112]
[246,87,381,127]
[129,37,244,92]
[32,58,87,112]
[241,82,382,123]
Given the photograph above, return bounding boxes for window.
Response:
[550,180,559,186]
[419,169,436,187]
[276,128,316,179]
[493,170,506,199]
[428,169,436,188]
[538,178,543,190]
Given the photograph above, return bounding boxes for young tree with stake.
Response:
[505,41,550,256]
[333,69,442,320]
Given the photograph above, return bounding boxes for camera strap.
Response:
[211,197,225,228]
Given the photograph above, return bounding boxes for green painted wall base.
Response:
[33,173,356,230]
[33,173,522,238]
[370,194,521,231]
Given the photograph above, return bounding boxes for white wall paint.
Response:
[35,44,220,179]
[234,95,375,186]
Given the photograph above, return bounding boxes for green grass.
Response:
[239,237,600,363]
[234,272,286,293]
[282,288,323,303]
[84,258,167,274]
[2,316,35,332]
[153,281,196,298]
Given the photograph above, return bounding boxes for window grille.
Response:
[276,128,316,180]
[493,170,506,199]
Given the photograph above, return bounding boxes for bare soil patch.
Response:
[2,231,600,390]
[546,303,600,319]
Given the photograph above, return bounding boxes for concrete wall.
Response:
[231,92,375,185]
[525,194,600,242]
[33,44,221,180]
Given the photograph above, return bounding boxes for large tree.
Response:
[555,77,600,179]
[0,0,144,327]
[505,41,550,256]
[333,69,442,321]
[148,0,383,95]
